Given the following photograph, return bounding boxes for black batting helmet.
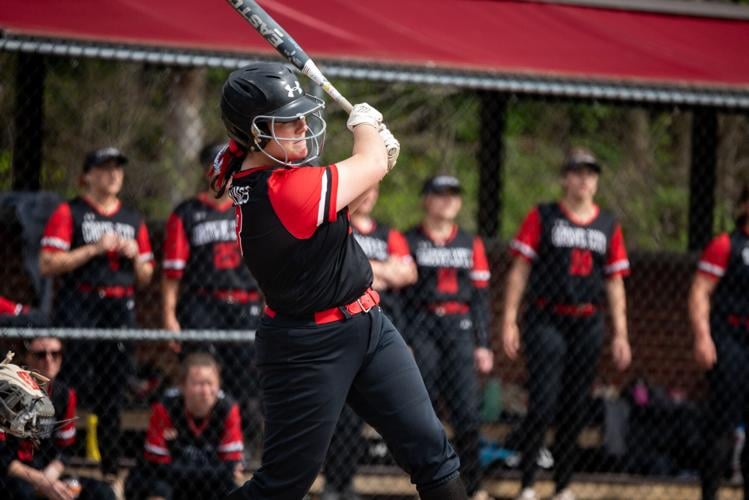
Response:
[220,63,325,166]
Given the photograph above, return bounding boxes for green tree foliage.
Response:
[1,54,748,251]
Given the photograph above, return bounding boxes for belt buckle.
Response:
[357,298,372,314]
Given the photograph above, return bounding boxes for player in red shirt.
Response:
[213,63,466,499]
[125,352,244,500]
[403,175,493,500]
[322,185,417,500]
[502,148,631,500]
[0,337,115,500]
[689,186,749,500]
[39,147,154,479]
[162,143,262,421]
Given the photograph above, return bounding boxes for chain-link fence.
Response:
[1,49,749,500]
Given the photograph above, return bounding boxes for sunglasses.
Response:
[29,350,63,360]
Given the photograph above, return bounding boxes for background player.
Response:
[124,352,244,500]
[322,185,417,500]
[689,185,749,500]
[404,175,493,500]
[162,143,262,440]
[39,147,154,479]
[502,147,631,500]
[0,337,115,500]
[213,62,467,499]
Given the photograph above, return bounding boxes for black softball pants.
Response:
[518,310,604,492]
[409,311,483,496]
[324,403,365,491]
[228,307,461,500]
[701,324,749,500]
[55,291,135,476]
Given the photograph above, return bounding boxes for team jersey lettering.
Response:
[551,220,608,254]
[191,219,237,246]
[354,234,389,261]
[415,246,473,269]
[213,241,242,270]
[81,217,136,244]
[569,248,594,276]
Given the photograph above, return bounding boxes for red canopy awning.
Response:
[2,0,749,105]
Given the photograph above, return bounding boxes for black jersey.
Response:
[163,193,258,294]
[352,220,412,320]
[229,164,372,317]
[143,391,244,466]
[511,202,629,306]
[405,224,491,346]
[699,228,749,322]
[41,196,153,291]
[0,380,77,471]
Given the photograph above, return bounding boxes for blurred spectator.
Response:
[125,352,244,500]
[501,147,631,500]
[0,295,48,328]
[322,186,417,500]
[161,143,262,434]
[38,147,154,478]
[403,175,493,500]
[0,337,115,500]
[689,185,749,500]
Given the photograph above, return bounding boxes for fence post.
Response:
[12,52,46,192]
[687,107,717,252]
[477,91,507,240]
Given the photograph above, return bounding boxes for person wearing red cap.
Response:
[690,185,749,500]
[39,147,154,479]
[502,147,631,500]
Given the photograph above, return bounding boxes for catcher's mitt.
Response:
[0,351,55,442]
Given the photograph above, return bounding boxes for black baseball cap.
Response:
[83,147,128,172]
[200,143,226,168]
[421,175,462,195]
[561,147,601,174]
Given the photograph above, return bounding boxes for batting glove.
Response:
[347,103,383,132]
[379,124,400,171]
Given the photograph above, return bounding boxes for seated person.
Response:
[0,337,115,500]
[125,352,245,500]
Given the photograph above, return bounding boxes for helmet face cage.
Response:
[251,95,326,167]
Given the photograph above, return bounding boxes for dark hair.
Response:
[22,337,63,355]
[179,352,221,383]
[210,140,248,198]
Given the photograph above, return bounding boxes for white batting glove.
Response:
[379,123,400,171]
[347,103,383,131]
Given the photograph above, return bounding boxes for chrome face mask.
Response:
[251,95,326,167]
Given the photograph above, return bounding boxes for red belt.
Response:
[78,284,134,298]
[264,289,380,325]
[535,299,598,317]
[427,302,470,316]
[196,288,261,304]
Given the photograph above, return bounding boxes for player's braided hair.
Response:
[210,139,248,198]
